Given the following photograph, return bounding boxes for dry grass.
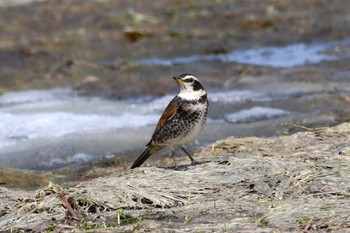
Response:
[1,123,350,232]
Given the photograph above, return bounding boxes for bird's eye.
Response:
[186,78,194,83]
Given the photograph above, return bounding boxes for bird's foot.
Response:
[190,159,200,165]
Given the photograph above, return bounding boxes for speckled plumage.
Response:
[131,74,208,169]
[152,95,208,145]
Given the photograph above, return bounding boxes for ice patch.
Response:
[0,88,74,106]
[0,0,48,8]
[226,43,339,68]
[145,94,174,112]
[39,153,95,168]
[209,90,270,103]
[0,88,293,169]
[115,39,350,68]
[225,107,291,123]
[0,112,159,149]
[0,88,277,150]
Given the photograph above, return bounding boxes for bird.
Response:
[131,74,208,169]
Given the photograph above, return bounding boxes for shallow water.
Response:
[1,39,350,169]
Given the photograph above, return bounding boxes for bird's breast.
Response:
[175,101,208,145]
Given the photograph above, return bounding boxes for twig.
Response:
[57,192,78,219]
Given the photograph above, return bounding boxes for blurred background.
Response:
[1,0,350,170]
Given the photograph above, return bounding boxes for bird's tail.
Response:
[131,145,161,169]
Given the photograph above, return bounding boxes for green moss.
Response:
[296,215,313,224]
[184,214,192,224]
[117,208,141,226]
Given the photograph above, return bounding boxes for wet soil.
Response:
[1,0,350,97]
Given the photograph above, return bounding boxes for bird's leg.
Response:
[171,150,178,169]
[180,146,199,165]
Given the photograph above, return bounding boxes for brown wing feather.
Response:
[151,97,179,141]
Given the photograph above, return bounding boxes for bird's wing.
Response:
[150,97,180,140]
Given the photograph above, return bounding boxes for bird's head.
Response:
[173,74,206,100]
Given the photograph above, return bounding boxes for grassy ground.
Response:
[1,122,350,232]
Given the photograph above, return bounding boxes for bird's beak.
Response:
[173,76,184,84]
